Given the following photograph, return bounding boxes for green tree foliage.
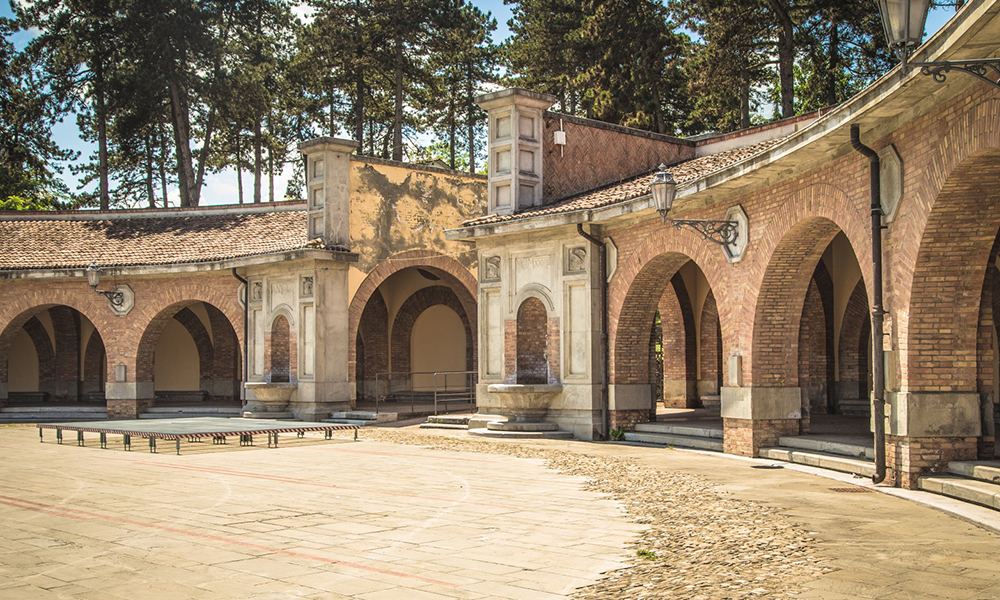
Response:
[0,17,75,209]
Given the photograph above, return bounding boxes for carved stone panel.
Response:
[301,276,314,298]
[565,246,587,274]
[250,281,263,305]
[482,255,502,283]
[269,279,295,312]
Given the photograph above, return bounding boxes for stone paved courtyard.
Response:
[0,424,999,599]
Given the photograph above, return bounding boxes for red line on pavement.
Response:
[0,494,458,588]
[110,459,515,510]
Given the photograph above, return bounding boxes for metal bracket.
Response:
[908,58,1000,91]
[668,218,740,248]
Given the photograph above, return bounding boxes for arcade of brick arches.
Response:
[2,2,1000,491]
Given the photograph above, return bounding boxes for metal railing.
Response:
[372,370,477,415]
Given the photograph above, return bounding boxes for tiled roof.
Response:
[462,137,785,227]
[0,209,320,270]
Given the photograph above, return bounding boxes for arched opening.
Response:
[351,262,477,408]
[0,305,106,406]
[753,220,872,438]
[137,301,242,410]
[516,297,549,384]
[906,148,1000,462]
[613,252,722,429]
[269,315,292,383]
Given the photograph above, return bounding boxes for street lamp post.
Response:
[877,0,1000,90]
[86,263,125,308]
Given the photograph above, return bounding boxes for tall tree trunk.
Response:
[740,65,751,130]
[195,107,215,193]
[767,0,795,119]
[268,115,275,202]
[353,0,364,149]
[95,60,110,210]
[236,133,244,204]
[159,128,169,208]
[392,26,404,161]
[167,77,199,207]
[827,13,840,106]
[448,90,456,169]
[145,135,155,208]
[466,72,475,174]
[253,119,262,203]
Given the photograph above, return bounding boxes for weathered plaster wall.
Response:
[154,319,199,391]
[8,329,38,391]
[410,305,467,390]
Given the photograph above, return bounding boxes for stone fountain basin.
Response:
[487,383,563,421]
[244,382,297,412]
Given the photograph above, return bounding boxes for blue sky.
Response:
[1,1,957,207]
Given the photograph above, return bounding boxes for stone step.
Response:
[418,423,469,430]
[634,422,724,439]
[486,420,559,432]
[468,428,574,439]
[1,405,106,413]
[322,418,370,426]
[426,415,471,426]
[243,411,296,420]
[947,460,1000,484]
[699,395,721,410]
[623,431,724,451]
[918,475,1000,511]
[759,447,875,477]
[777,436,875,460]
[837,399,871,416]
[0,413,108,423]
[145,406,241,414]
[331,411,397,423]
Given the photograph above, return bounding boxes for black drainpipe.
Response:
[232,268,249,409]
[577,223,610,440]
[850,124,887,485]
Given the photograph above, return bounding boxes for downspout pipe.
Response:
[577,223,610,440]
[232,268,249,410]
[850,124,887,485]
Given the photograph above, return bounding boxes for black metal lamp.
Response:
[650,164,740,249]
[876,0,1000,90]
[86,263,125,307]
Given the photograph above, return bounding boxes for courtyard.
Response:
[0,423,998,599]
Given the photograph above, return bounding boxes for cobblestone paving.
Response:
[359,429,830,599]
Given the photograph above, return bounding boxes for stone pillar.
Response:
[0,383,7,409]
[477,89,556,216]
[721,386,802,456]
[886,391,981,488]
[299,137,359,248]
[609,384,655,431]
[105,363,154,419]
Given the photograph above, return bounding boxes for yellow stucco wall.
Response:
[154,319,199,391]
[8,328,39,392]
[348,158,486,299]
[410,305,467,391]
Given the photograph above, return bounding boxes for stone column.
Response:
[886,391,981,488]
[105,362,154,419]
[299,137,358,248]
[721,386,802,456]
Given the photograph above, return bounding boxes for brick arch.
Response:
[349,251,477,383]
[268,315,292,383]
[516,297,550,384]
[356,290,388,398]
[135,300,242,386]
[797,262,835,424]
[610,223,731,385]
[390,285,475,375]
[838,278,870,412]
[750,216,844,386]
[83,329,106,389]
[699,291,722,398]
[659,274,697,407]
[0,300,110,391]
[22,317,55,385]
[904,148,1000,393]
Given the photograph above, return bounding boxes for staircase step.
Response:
[1,405,106,413]
[486,420,558,432]
[331,411,397,423]
[759,447,875,477]
[634,422,724,439]
[426,415,471,426]
[468,428,573,439]
[624,431,724,451]
[418,423,469,430]
[947,461,1000,484]
[0,413,107,423]
[145,406,241,414]
[699,395,721,410]
[919,475,1000,511]
[322,419,370,426]
[777,436,875,460]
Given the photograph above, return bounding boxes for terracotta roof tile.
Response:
[0,209,317,270]
[462,137,784,227]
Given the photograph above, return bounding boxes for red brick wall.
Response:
[173,308,214,382]
[516,298,549,384]
[660,274,697,407]
[356,289,389,392]
[83,331,105,386]
[49,306,80,400]
[699,292,722,393]
[542,113,695,203]
[269,315,292,383]
[838,279,870,407]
